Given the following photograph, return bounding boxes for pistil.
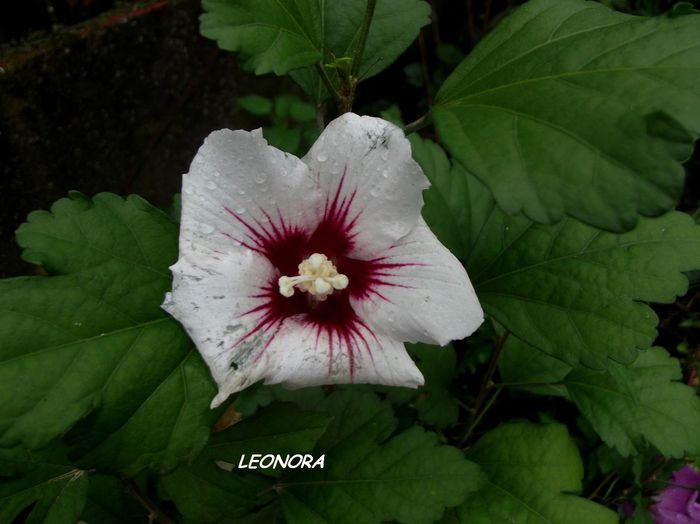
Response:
[279,253,349,300]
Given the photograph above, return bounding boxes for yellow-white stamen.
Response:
[278,253,349,300]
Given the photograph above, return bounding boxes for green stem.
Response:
[461,387,502,448]
[460,331,510,445]
[124,478,176,524]
[351,0,377,77]
[493,379,565,388]
[316,63,340,102]
[403,112,433,135]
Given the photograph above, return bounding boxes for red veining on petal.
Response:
[222,166,422,376]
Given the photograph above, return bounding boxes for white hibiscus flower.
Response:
[163,113,483,407]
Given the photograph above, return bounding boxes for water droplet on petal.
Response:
[200,223,215,235]
[206,181,217,190]
[235,207,246,214]
[380,151,389,161]
[184,187,193,195]
[255,174,267,184]
[370,187,381,197]
[213,170,221,177]
[381,169,389,178]
[237,189,246,196]
[317,151,328,162]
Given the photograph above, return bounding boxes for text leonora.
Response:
[236,454,326,469]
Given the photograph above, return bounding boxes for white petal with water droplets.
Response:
[181,128,322,256]
[162,248,276,407]
[237,317,424,391]
[351,218,484,346]
[302,113,429,257]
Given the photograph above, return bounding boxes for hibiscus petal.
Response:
[162,248,278,407]
[350,218,484,346]
[236,316,424,391]
[181,128,321,258]
[302,113,429,257]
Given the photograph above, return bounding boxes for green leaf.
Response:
[413,139,700,368]
[387,343,460,428]
[499,343,700,457]
[282,426,483,524]
[434,0,700,231]
[233,383,325,417]
[498,336,569,396]
[161,402,330,523]
[200,0,426,81]
[0,445,89,524]
[239,94,273,115]
[200,0,323,75]
[200,402,333,464]
[79,475,144,524]
[160,461,272,523]
[323,0,430,80]
[457,423,618,523]
[1,193,215,475]
[279,391,483,524]
[565,347,700,457]
[409,134,472,259]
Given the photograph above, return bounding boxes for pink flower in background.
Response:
[650,465,700,523]
[163,113,483,407]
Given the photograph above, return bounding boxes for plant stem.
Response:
[493,379,565,388]
[403,112,433,135]
[460,331,510,445]
[124,478,175,524]
[351,0,377,77]
[315,63,340,103]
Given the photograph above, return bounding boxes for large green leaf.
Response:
[434,0,700,231]
[499,336,569,397]
[499,343,700,457]
[200,0,323,75]
[414,138,700,368]
[457,423,617,523]
[0,193,215,475]
[279,391,483,524]
[566,347,700,457]
[291,0,431,96]
[199,402,333,464]
[0,445,88,524]
[201,0,429,96]
[161,462,272,523]
[161,402,331,523]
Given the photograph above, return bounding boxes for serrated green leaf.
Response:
[434,0,700,231]
[322,0,430,80]
[457,423,617,524]
[566,347,700,457]
[471,208,700,367]
[498,336,569,396]
[499,343,700,457]
[233,383,325,417]
[161,402,330,523]
[200,402,333,464]
[200,0,323,75]
[1,193,215,475]
[0,445,88,524]
[204,0,430,98]
[412,139,700,368]
[281,426,483,524]
[160,461,272,523]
